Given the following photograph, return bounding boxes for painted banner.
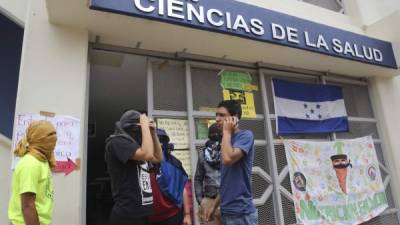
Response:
[12,114,81,174]
[223,89,256,118]
[284,136,387,225]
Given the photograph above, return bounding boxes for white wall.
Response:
[369,76,400,216]
[351,0,400,26]
[365,3,400,216]
[0,0,29,26]
[238,0,362,32]
[4,0,89,224]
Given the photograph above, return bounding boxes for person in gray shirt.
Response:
[194,123,222,225]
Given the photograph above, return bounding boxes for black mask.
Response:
[209,134,222,142]
[125,125,142,145]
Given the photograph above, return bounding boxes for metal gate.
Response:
[144,57,399,225]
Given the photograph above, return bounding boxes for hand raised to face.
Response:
[139,114,150,128]
[223,116,239,133]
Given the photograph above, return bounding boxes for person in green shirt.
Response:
[8,120,57,225]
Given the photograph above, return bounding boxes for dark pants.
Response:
[149,209,183,225]
[109,211,149,225]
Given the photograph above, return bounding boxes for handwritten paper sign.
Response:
[157,118,190,150]
[171,150,192,177]
[12,114,81,169]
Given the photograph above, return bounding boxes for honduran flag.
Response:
[272,79,349,135]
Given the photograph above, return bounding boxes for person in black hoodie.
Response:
[105,110,163,225]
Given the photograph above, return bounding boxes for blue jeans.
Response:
[221,211,258,225]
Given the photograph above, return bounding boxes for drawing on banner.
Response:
[223,89,256,118]
[12,114,81,175]
[331,141,352,194]
[284,136,388,225]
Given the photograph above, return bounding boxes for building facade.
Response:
[1,0,400,225]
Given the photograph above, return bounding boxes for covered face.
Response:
[208,123,222,142]
[119,110,142,143]
[14,120,57,168]
[156,128,174,153]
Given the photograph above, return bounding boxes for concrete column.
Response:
[0,134,12,224]
[5,0,90,224]
[0,0,29,26]
[369,75,400,216]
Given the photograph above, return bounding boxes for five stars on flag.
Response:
[304,103,323,120]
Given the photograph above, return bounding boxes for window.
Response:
[145,58,399,225]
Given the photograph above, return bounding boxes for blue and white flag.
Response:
[272,79,348,135]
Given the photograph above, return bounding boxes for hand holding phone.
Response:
[223,116,239,133]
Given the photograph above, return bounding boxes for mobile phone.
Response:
[233,116,239,125]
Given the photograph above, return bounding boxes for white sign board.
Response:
[171,150,192,177]
[12,114,81,168]
[157,118,189,150]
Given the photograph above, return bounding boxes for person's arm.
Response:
[132,114,154,161]
[17,160,41,225]
[21,192,39,225]
[221,117,244,166]
[194,156,205,205]
[204,194,220,222]
[183,188,192,225]
[149,125,163,163]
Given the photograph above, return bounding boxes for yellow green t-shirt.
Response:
[8,154,54,225]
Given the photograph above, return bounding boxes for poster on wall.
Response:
[219,70,258,119]
[156,118,192,176]
[156,118,195,214]
[170,150,192,177]
[223,89,256,118]
[195,119,216,140]
[284,136,387,225]
[157,118,190,150]
[219,70,258,92]
[12,114,81,174]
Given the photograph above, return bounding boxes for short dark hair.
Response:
[217,100,242,119]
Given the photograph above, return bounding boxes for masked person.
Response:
[149,128,192,225]
[8,121,57,225]
[194,123,222,225]
[204,100,258,225]
[105,110,163,225]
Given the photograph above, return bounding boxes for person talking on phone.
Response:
[204,100,258,225]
